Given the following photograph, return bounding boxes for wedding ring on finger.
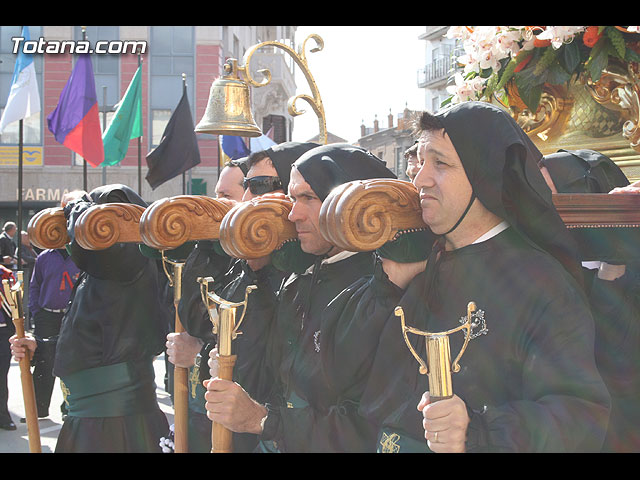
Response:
[434,431,439,443]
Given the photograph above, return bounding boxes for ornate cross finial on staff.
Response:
[396,302,477,402]
[198,278,256,453]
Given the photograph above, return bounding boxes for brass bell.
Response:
[195,59,262,138]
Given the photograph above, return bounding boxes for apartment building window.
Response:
[150,26,194,147]
[432,96,440,113]
[0,26,43,145]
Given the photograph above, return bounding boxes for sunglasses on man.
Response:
[242,176,283,195]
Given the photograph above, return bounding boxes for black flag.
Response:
[145,91,201,190]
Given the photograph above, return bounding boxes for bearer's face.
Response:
[215,165,245,202]
[406,154,420,179]
[242,158,283,201]
[413,129,474,235]
[287,167,333,255]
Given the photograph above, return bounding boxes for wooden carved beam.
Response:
[318,179,427,252]
[26,186,640,259]
[27,207,69,250]
[218,195,297,259]
[552,193,640,227]
[317,179,640,260]
[552,192,640,261]
[139,195,232,250]
[74,203,145,250]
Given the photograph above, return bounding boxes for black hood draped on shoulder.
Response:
[434,101,584,288]
[88,183,147,207]
[293,143,397,201]
[540,148,630,193]
[66,184,148,279]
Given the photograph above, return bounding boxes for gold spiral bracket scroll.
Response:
[396,302,476,401]
[585,63,640,153]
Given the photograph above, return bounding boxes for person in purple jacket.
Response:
[25,247,80,421]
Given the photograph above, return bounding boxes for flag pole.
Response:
[16,25,24,272]
[17,119,23,271]
[81,26,88,192]
[181,73,186,195]
[137,55,142,195]
[102,86,107,186]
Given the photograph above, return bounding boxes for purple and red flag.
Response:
[47,54,104,167]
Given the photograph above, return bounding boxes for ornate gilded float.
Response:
[445,26,640,180]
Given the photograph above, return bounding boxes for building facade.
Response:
[357,108,418,181]
[0,25,299,228]
[417,26,457,113]
[356,26,460,181]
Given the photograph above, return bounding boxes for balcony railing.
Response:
[417,56,454,88]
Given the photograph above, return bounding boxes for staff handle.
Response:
[170,262,189,453]
[3,276,41,453]
[211,353,236,453]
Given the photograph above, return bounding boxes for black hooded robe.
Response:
[361,103,611,452]
[260,251,380,452]
[53,185,171,453]
[367,227,611,452]
[257,144,398,452]
[541,149,640,452]
[176,142,319,452]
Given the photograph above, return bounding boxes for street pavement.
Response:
[0,354,174,453]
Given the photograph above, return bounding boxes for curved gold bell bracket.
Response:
[195,34,327,144]
[195,58,262,138]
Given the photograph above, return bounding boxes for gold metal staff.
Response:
[396,302,476,402]
[198,276,256,453]
[2,272,41,452]
[160,252,189,453]
[196,34,327,145]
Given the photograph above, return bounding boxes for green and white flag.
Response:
[101,65,142,166]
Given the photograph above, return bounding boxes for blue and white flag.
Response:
[0,26,41,134]
[250,128,277,152]
[221,135,250,160]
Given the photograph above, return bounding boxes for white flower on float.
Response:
[535,26,586,49]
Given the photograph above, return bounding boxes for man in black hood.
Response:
[173,142,318,452]
[539,149,640,452]
[366,102,610,453]
[204,143,398,452]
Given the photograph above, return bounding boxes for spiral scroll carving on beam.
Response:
[27,207,69,250]
[73,203,145,251]
[219,197,297,259]
[318,179,428,252]
[139,195,232,250]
